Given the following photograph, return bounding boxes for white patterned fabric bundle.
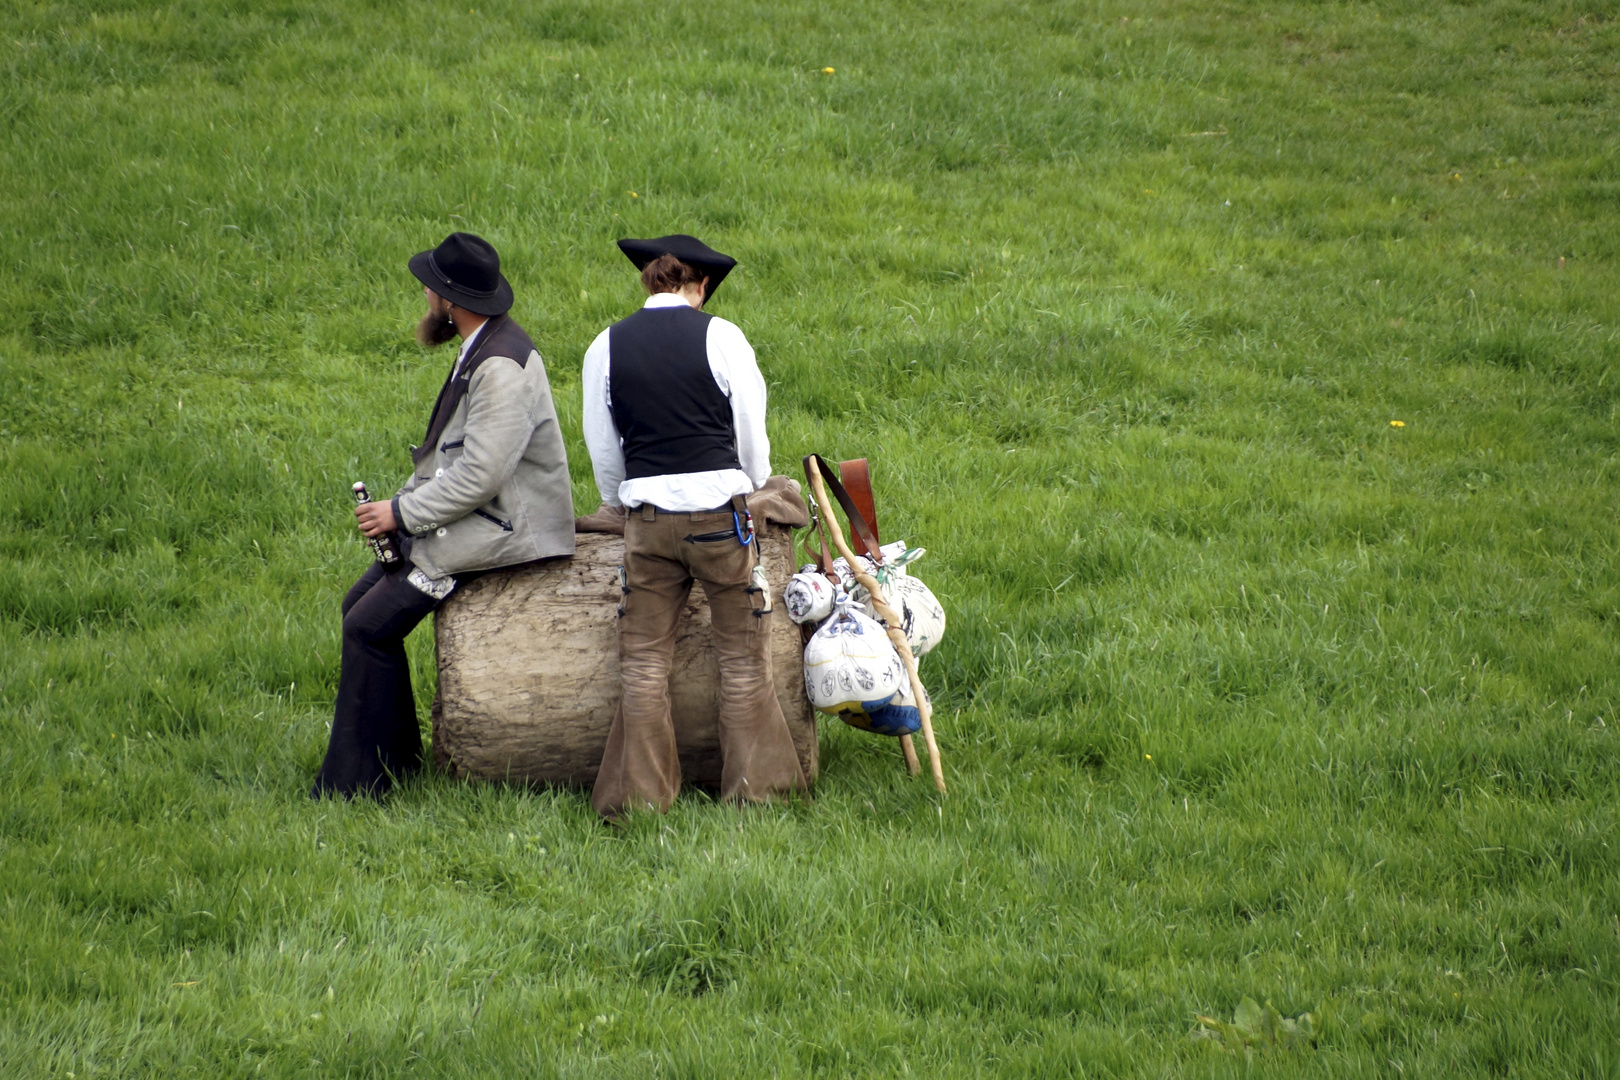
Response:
[827,540,894,585]
[802,598,906,722]
[783,567,836,625]
[790,539,945,737]
[833,545,947,657]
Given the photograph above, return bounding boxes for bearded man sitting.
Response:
[311,232,574,799]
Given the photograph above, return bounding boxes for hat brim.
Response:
[408,250,514,317]
[617,237,736,301]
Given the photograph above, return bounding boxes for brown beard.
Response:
[416,310,458,347]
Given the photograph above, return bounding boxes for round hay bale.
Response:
[431,524,816,788]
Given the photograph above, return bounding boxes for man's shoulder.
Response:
[476,316,537,368]
[704,313,751,350]
[466,352,530,388]
[610,304,711,327]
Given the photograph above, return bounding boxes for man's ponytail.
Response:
[640,253,706,296]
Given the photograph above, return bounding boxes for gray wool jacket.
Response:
[393,315,575,580]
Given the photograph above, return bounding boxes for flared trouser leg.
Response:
[311,562,441,799]
[591,509,807,820]
[705,572,808,804]
[591,528,691,818]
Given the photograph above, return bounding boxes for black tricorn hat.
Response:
[408,232,514,317]
[616,234,738,301]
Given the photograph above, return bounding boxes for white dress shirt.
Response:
[582,292,770,511]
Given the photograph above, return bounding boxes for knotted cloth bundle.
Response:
[784,567,836,624]
[802,598,906,725]
[831,543,947,658]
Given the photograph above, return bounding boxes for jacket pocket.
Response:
[684,528,736,544]
[440,439,465,452]
[474,508,513,532]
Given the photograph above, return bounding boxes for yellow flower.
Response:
[628,191,638,198]
[1145,754,1152,761]
[822,67,836,74]
[1389,420,1405,428]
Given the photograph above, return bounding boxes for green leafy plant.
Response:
[1191,998,1319,1055]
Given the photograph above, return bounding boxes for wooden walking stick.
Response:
[898,720,922,776]
[806,456,946,794]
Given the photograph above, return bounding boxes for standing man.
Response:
[583,234,807,819]
[312,232,575,799]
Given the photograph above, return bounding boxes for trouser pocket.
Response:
[684,526,753,587]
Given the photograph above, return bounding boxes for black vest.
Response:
[608,305,741,480]
[414,315,534,465]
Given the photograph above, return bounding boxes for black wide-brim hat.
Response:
[617,234,738,301]
[408,231,513,317]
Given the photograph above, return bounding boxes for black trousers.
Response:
[310,561,444,799]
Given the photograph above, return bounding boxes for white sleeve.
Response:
[580,328,627,507]
[707,317,770,489]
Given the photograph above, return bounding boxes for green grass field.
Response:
[4,0,1618,1075]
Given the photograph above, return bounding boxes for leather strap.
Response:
[837,458,881,559]
[799,476,838,582]
[800,455,837,580]
[816,509,837,584]
[802,455,884,573]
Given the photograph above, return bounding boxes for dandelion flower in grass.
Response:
[628,191,638,198]
[1389,420,1405,428]
[1145,754,1152,761]
[822,67,836,74]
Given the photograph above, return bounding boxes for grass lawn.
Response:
[3,0,1618,1075]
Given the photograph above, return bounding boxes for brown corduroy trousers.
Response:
[591,503,808,819]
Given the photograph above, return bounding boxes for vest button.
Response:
[435,468,444,477]
[436,528,448,537]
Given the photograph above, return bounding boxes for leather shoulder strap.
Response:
[838,458,881,558]
[803,454,884,571]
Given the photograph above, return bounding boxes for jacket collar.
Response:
[456,313,506,378]
[415,314,510,465]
